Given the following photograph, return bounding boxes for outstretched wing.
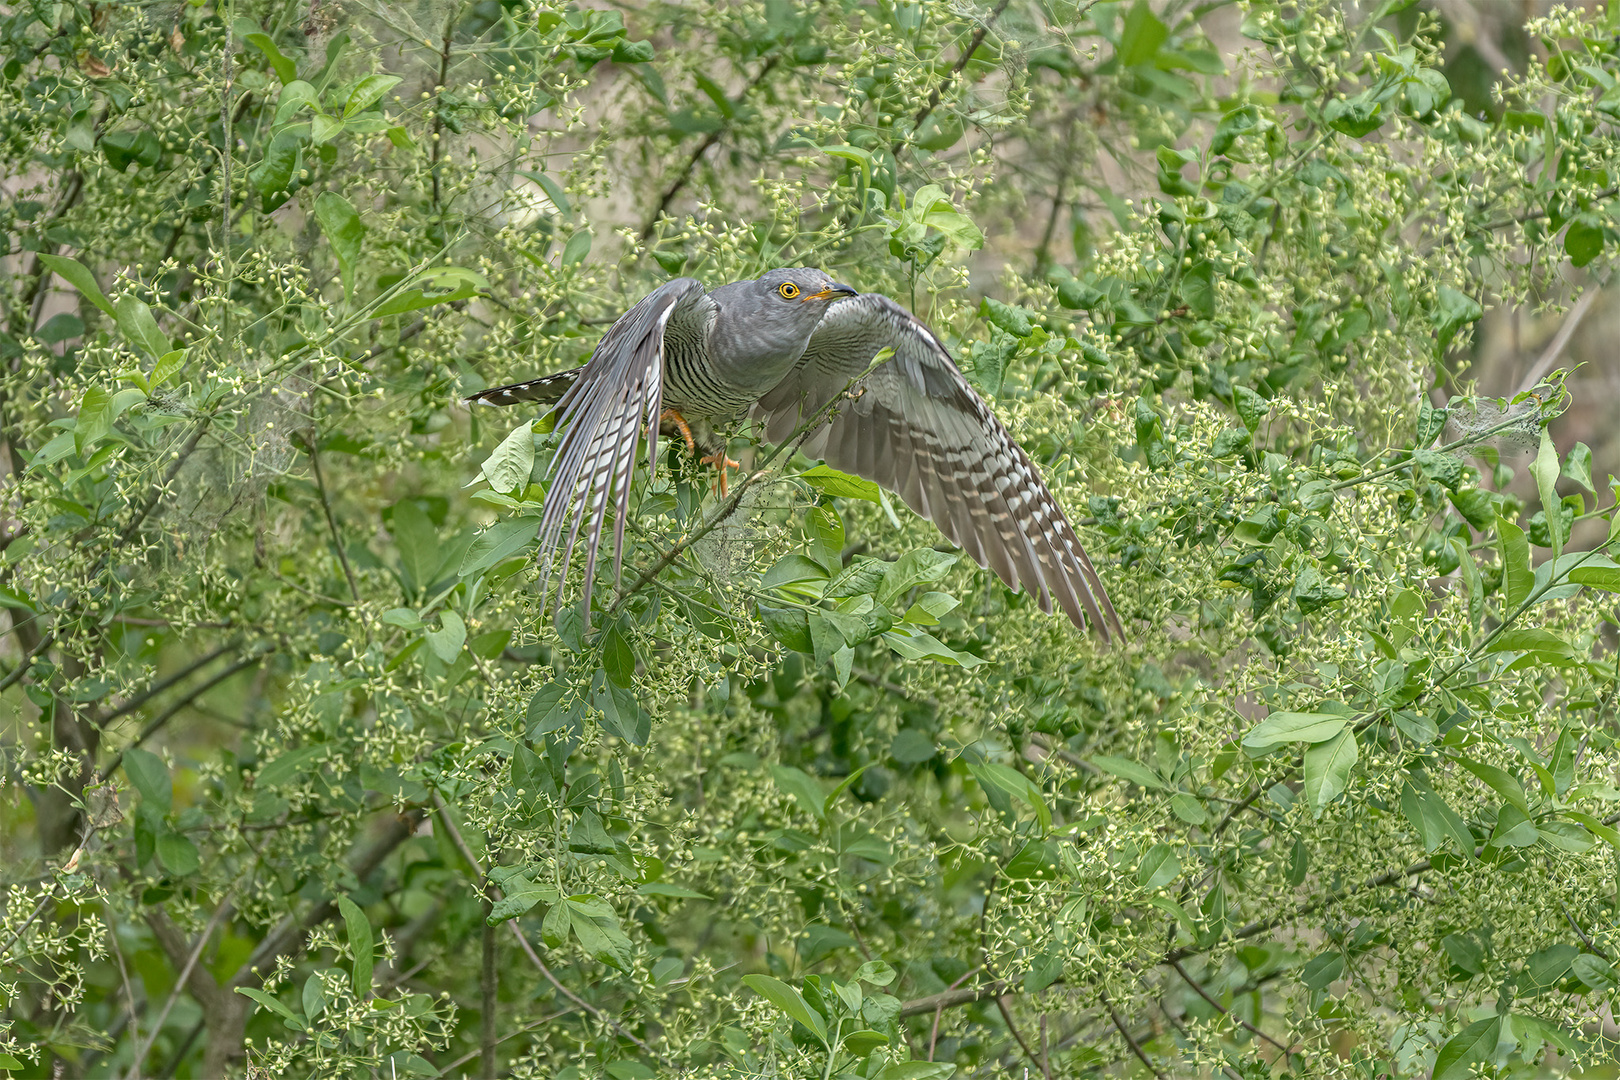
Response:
[755,293,1122,642]
[465,367,583,408]
[513,277,711,624]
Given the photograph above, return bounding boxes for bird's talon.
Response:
[660,408,697,453]
[699,450,741,496]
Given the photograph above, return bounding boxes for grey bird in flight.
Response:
[466,269,1122,641]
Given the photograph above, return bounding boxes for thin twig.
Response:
[1103,988,1165,1080]
[1168,958,1296,1060]
[908,0,1013,135]
[640,55,781,241]
[300,434,362,605]
[1516,281,1604,394]
[430,793,666,1063]
[129,892,235,1074]
[98,648,273,782]
[996,995,1052,1080]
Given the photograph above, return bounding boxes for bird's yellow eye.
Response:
[777,282,800,299]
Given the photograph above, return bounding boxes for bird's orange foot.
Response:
[699,449,741,496]
[659,408,697,453]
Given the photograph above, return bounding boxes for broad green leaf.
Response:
[1302,728,1358,815]
[123,748,172,812]
[156,832,200,876]
[877,1064,956,1080]
[1570,565,1620,592]
[345,74,402,117]
[1530,429,1563,554]
[37,254,114,317]
[244,32,297,84]
[1241,711,1347,754]
[856,959,896,987]
[235,986,299,1023]
[425,611,466,662]
[1090,754,1167,790]
[1496,515,1533,610]
[966,761,1051,831]
[799,464,882,503]
[459,517,539,579]
[1432,1016,1499,1080]
[562,230,592,267]
[114,294,170,360]
[770,765,827,822]
[259,745,325,788]
[336,895,374,996]
[882,627,986,668]
[635,882,710,899]
[75,386,112,455]
[1136,843,1180,889]
[373,268,485,317]
[487,874,560,924]
[1564,441,1595,492]
[823,763,874,816]
[1454,755,1528,812]
[314,192,366,297]
[741,974,827,1044]
[247,129,300,196]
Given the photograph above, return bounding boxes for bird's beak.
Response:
[802,283,858,302]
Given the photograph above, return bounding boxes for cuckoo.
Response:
[466,269,1122,641]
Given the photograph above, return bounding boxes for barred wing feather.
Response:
[528,277,709,623]
[755,294,1122,641]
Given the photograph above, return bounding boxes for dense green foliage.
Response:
[4,0,1620,1076]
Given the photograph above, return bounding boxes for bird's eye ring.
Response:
[777,282,800,299]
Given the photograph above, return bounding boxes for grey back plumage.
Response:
[466,272,1121,642]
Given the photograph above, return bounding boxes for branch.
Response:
[639,55,781,241]
[907,0,1012,135]
[97,647,273,783]
[1103,988,1165,1080]
[298,434,361,606]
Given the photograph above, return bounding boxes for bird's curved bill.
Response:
[803,283,858,302]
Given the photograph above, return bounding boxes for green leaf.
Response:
[37,254,114,317]
[1136,843,1180,889]
[842,1030,890,1055]
[635,882,710,899]
[980,296,1034,337]
[75,386,112,456]
[114,294,171,360]
[1571,565,1620,591]
[459,517,539,579]
[488,875,561,924]
[1302,728,1358,815]
[1564,441,1595,492]
[123,748,172,812]
[248,129,300,196]
[345,74,402,117]
[877,1064,956,1080]
[966,760,1051,831]
[156,832,200,876]
[882,627,986,668]
[244,33,297,85]
[856,959,897,987]
[770,765,827,822]
[799,464,882,503]
[1118,0,1168,65]
[1431,285,1483,355]
[562,230,592,267]
[741,974,828,1044]
[541,901,571,948]
[372,268,485,317]
[1484,627,1576,663]
[1090,754,1166,790]
[1242,711,1347,754]
[877,549,958,606]
[1564,216,1605,267]
[336,895,374,996]
[823,763,874,817]
[235,986,300,1023]
[313,192,366,298]
[425,611,466,662]
[1496,515,1533,610]
[1432,1016,1499,1080]
[259,745,325,788]
[1454,755,1528,812]
[1530,429,1564,555]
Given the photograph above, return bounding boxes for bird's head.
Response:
[707,269,858,381]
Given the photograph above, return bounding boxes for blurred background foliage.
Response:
[5,0,1620,1076]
